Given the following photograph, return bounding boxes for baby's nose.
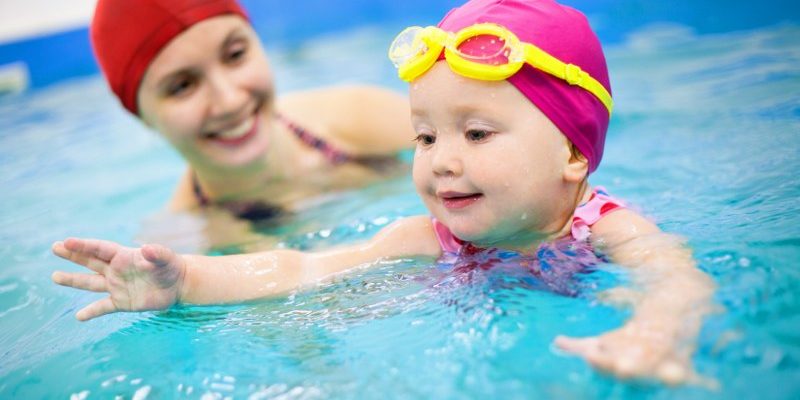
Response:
[431,144,463,177]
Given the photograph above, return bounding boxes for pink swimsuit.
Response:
[433,187,626,254]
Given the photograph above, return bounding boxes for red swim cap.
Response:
[438,0,612,173]
[91,0,249,115]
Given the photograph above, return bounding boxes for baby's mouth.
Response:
[439,191,484,210]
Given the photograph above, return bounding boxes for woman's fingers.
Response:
[75,297,117,321]
[51,271,107,292]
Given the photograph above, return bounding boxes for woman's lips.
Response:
[440,192,484,209]
[205,113,260,147]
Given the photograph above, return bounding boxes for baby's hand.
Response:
[555,320,705,386]
[52,238,186,321]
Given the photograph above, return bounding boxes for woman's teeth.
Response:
[217,117,254,140]
[205,116,255,141]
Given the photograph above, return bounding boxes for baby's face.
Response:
[138,15,275,172]
[410,62,576,249]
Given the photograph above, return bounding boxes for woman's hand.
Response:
[51,238,187,321]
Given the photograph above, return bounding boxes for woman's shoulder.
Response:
[166,168,200,212]
[277,84,396,115]
[277,84,413,155]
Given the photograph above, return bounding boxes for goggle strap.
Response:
[525,45,613,114]
[392,24,614,115]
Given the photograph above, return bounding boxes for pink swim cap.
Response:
[438,0,611,173]
[91,0,249,115]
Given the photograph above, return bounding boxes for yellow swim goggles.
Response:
[388,23,613,115]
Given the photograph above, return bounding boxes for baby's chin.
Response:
[446,218,547,250]
[442,220,495,244]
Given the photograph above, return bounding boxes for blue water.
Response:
[1,16,799,400]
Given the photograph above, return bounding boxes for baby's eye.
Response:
[466,129,493,142]
[414,133,436,145]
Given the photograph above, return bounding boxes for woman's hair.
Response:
[90,0,248,115]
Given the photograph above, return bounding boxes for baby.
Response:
[52,0,715,385]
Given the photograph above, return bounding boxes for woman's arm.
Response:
[52,216,440,320]
[556,209,717,385]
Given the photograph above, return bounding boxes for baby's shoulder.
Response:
[572,186,627,240]
[573,186,661,242]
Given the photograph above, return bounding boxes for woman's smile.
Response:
[203,112,260,147]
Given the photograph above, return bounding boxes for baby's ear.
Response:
[563,142,588,183]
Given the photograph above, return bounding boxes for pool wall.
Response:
[0,0,797,92]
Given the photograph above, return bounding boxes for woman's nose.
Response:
[206,70,246,118]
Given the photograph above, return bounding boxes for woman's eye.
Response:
[466,129,492,141]
[225,42,248,63]
[414,134,436,145]
[166,76,195,97]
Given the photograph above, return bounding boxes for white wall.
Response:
[0,0,96,44]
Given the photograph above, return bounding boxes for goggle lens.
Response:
[454,34,512,65]
[389,27,429,68]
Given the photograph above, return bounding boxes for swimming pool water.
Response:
[1,20,799,400]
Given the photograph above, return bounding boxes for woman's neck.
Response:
[190,112,308,203]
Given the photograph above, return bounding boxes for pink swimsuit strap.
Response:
[193,114,354,207]
[275,113,353,165]
[570,186,625,241]
[432,186,626,253]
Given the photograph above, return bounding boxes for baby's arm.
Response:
[52,216,440,321]
[556,209,716,385]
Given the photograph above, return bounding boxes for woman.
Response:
[92,0,414,221]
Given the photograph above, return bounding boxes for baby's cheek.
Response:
[411,162,432,196]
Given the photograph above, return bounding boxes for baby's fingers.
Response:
[555,335,603,359]
[63,238,118,263]
[141,243,180,268]
[52,271,107,292]
[52,239,118,273]
[655,359,690,385]
[52,241,100,273]
[75,297,117,321]
[555,335,622,374]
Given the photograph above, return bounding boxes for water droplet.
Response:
[738,257,751,267]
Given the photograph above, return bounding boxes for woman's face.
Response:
[138,15,274,172]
